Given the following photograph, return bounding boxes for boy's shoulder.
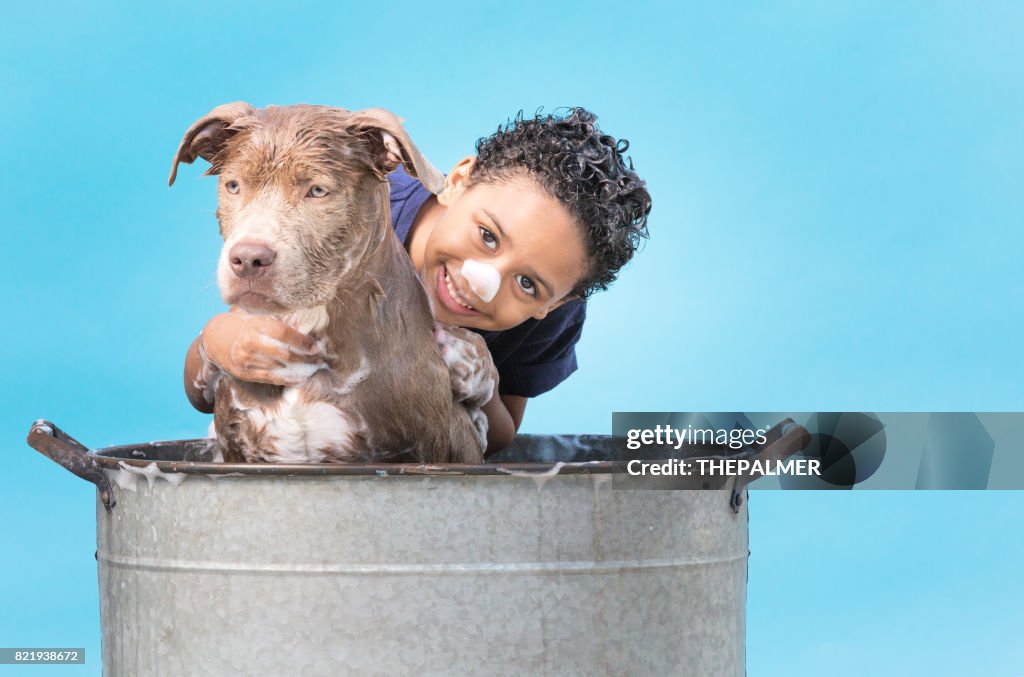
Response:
[472,300,586,398]
[475,299,585,348]
[387,165,421,195]
[387,166,433,243]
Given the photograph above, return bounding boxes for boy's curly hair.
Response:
[470,108,651,299]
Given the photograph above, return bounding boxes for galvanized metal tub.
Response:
[27,420,808,677]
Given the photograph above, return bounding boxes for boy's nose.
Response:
[461,259,501,303]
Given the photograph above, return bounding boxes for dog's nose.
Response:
[229,242,277,278]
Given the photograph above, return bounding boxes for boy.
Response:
[184,108,651,453]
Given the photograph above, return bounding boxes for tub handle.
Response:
[729,419,811,513]
[27,420,116,511]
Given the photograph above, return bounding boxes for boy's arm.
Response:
[501,395,527,431]
[183,310,324,414]
[481,387,526,455]
[184,335,216,414]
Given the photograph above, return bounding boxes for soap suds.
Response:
[461,259,500,302]
[106,461,187,492]
[32,420,53,435]
[269,359,328,384]
[496,461,567,490]
[279,305,330,335]
[333,356,370,396]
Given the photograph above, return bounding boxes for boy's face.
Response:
[421,159,588,332]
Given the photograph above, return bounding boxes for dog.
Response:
[169,102,496,464]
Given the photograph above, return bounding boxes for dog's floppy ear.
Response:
[347,108,445,195]
[168,102,258,187]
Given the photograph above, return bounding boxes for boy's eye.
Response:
[479,227,497,250]
[516,274,537,297]
[225,180,240,194]
[307,185,329,198]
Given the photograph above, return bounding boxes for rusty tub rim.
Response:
[26,418,811,513]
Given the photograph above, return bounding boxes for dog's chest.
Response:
[227,382,364,463]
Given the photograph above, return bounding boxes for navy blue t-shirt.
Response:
[388,167,585,398]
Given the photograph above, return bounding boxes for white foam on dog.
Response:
[280,305,329,335]
[257,334,327,384]
[333,356,371,396]
[263,388,365,462]
[461,259,500,302]
[270,361,327,384]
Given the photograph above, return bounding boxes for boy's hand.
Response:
[202,310,325,387]
[433,323,499,451]
[433,324,497,408]
[432,323,517,454]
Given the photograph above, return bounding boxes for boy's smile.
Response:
[437,263,484,316]
[409,159,588,332]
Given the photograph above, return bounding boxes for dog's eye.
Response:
[225,180,240,194]
[307,186,329,198]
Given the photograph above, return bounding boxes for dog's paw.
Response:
[434,323,497,408]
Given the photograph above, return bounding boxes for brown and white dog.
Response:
[169,102,495,464]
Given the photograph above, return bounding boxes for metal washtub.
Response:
[27,419,809,676]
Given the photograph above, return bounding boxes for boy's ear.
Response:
[531,295,577,321]
[437,156,476,205]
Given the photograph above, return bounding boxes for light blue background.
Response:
[2,2,1022,675]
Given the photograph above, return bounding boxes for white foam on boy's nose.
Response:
[461,259,500,302]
